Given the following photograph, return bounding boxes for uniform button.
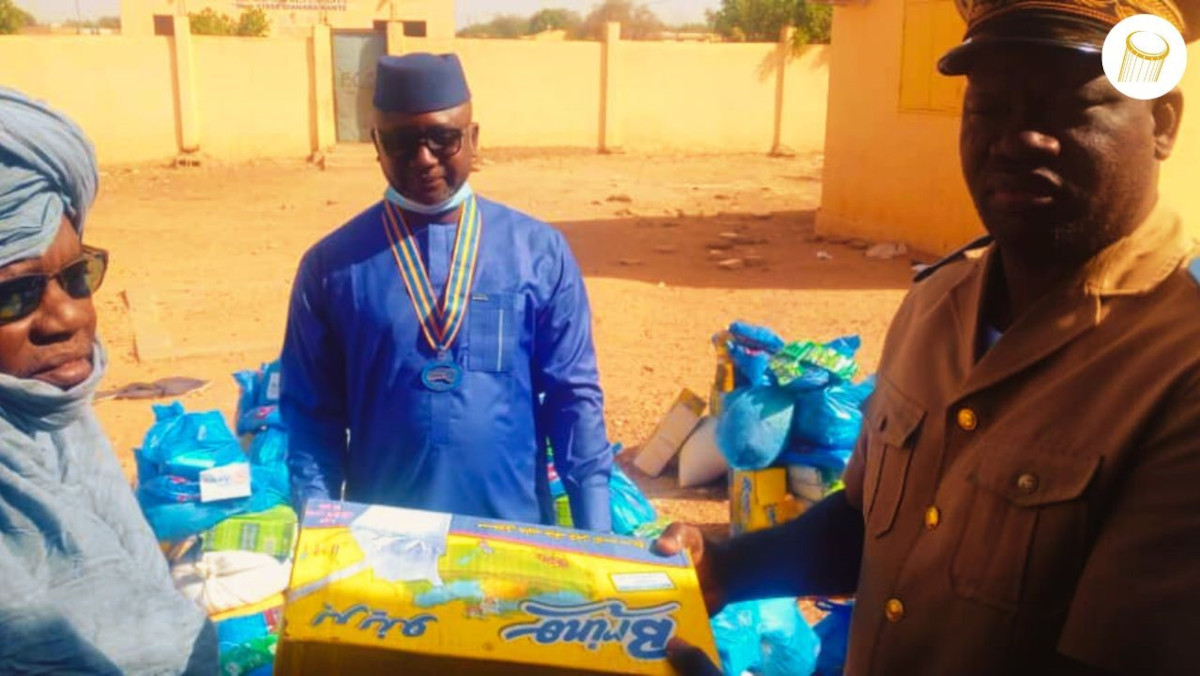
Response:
[956,408,978,431]
[1017,473,1039,493]
[924,506,941,530]
[885,597,905,622]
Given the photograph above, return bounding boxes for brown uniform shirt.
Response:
[842,204,1200,676]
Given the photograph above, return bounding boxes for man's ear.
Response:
[1152,89,1183,160]
[470,122,480,150]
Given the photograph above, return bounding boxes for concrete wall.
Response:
[620,42,778,152]
[0,36,180,164]
[3,26,830,165]
[817,0,1200,254]
[192,35,314,159]
[454,39,603,148]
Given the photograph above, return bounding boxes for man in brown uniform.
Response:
[658,1,1200,674]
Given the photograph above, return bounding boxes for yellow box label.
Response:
[280,501,717,674]
[730,467,803,535]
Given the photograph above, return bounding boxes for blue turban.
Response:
[374,53,471,114]
[0,87,98,269]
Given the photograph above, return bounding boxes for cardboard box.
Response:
[729,468,804,536]
[276,500,718,674]
[634,389,706,477]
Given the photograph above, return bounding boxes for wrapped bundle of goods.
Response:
[136,360,298,676]
[275,500,718,674]
[707,322,873,534]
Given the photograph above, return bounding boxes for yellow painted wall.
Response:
[817,0,1200,253]
[0,36,179,165]
[452,38,603,147]
[816,0,973,255]
[5,31,828,164]
[618,41,778,152]
[192,35,314,159]
[781,46,833,153]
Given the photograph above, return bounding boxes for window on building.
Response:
[372,20,426,37]
[153,14,174,36]
[899,0,965,113]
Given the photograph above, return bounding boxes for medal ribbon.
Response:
[382,194,482,354]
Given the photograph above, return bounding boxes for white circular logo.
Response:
[1102,14,1187,100]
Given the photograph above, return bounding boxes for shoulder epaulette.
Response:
[914,235,993,283]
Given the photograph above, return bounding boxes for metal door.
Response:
[332,30,386,142]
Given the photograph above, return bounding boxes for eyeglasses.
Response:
[373,126,466,160]
[0,246,109,324]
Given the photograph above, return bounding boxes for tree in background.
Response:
[529,8,582,34]
[0,0,35,34]
[457,13,530,38]
[98,16,121,30]
[671,22,715,33]
[710,0,832,47]
[577,0,663,40]
[190,7,269,37]
[236,7,270,37]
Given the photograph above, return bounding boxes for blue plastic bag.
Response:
[716,386,796,470]
[727,321,786,388]
[136,403,287,541]
[711,598,821,676]
[234,361,283,436]
[710,601,761,676]
[248,427,288,467]
[611,462,656,535]
[790,376,875,450]
[136,402,244,482]
[814,600,854,676]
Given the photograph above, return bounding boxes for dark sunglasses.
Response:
[0,246,109,324]
[373,126,466,160]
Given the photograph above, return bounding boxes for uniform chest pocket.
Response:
[951,448,1099,611]
[468,292,518,373]
[862,381,926,538]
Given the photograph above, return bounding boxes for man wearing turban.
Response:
[0,87,215,674]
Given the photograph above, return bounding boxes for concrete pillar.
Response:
[599,21,622,153]
[771,25,796,156]
[386,21,406,56]
[171,14,201,154]
[311,24,336,152]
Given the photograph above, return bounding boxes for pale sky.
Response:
[19,0,718,28]
[457,1,719,28]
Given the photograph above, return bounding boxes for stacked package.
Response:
[712,321,874,535]
[705,322,870,676]
[135,360,297,675]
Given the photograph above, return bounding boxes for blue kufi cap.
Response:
[373,53,471,114]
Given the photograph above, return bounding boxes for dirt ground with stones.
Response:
[87,148,918,539]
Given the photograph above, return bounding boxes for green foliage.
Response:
[457,13,530,38]
[577,0,664,41]
[670,22,714,33]
[190,7,269,37]
[0,0,35,35]
[710,0,832,47]
[235,7,270,37]
[529,8,582,34]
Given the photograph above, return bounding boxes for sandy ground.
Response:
[87,148,915,538]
